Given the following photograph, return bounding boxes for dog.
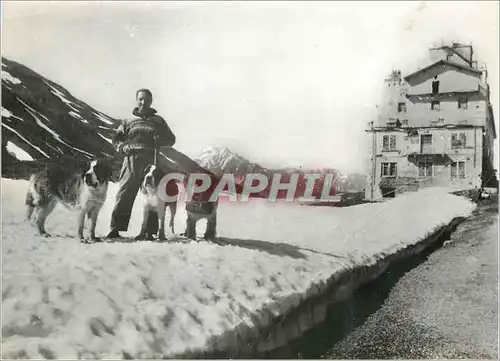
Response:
[479,189,491,200]
[25,159,112,242]
[135,164,178,241]
[183,176,219,241]
[184,200,219,240]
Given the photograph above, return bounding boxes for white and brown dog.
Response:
[135,164,178,241]
[25,159,112,242]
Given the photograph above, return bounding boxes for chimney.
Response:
[451,42,473,66]
[385,69,402,85]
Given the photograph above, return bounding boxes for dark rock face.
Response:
[2,57,120,178]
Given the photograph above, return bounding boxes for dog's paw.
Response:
[145,234,154,241]
[42,233,51,238]
[81,237,104,244]
[203,233,216,241]
[134,233,146,241]
[184,229,197,240]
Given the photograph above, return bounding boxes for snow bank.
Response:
[98,133,112,144]
[18,99,93,157]
[5,141,34,161]
[2,106,13,118]
[1,123,50,158]
[1,69,22,85]
[93,111,115,125]
[68,111,89,124]
[2,107,25,122]
[1,179,476,359]
[44,81,82,115]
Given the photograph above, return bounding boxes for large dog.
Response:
[184,200,219,240]
[25,159,112,242]
[183,175,219,241]
[135,164,178,241]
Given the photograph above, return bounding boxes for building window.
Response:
[432,76,439,94]
[381,162,397,177]
[431,101,440,110]
[458,99,468,109]
[451,161,466,179]
[408,129,419,137]
[397,102,407,112]
[451,132,466,149]
[420,134,433,153]
[418,162,433,177]
[382,135,397,151]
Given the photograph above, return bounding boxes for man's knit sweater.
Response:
[113,107,176,154]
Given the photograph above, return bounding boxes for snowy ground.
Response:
[1,178,476,359]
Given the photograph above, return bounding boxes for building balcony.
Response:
[407,151,449,157]
[406,153,453,166]
[405,90,486,103]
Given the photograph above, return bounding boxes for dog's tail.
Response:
[25,174,36,221]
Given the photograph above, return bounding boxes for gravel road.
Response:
[323,197,498,359]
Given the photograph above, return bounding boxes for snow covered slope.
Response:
[2,178,476,359]
[1,57,118,168]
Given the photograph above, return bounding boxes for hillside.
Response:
[1,57,119,177]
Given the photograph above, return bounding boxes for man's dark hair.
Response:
[136,88,153,99]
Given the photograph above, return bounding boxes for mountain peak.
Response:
[198,145,239,157]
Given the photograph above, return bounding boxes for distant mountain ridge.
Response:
[194,146,367,197]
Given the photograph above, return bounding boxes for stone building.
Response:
[365,43,497,201]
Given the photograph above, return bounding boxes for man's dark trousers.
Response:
[110,151,160,234]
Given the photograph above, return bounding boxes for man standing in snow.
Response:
[106,88,176,239]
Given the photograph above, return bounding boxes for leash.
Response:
[153,135,159,167]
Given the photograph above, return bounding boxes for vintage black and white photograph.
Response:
[1,1,498,359]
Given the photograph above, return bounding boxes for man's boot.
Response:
[106,229,122,239]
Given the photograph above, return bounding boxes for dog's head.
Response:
[141,165,180,198]
[83,160,112,188]
[141,164,163,191]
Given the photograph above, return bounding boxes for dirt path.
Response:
[323,198,498,359]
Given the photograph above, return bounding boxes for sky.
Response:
[2,1,499,173]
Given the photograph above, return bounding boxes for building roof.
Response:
[404,60,481,82]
